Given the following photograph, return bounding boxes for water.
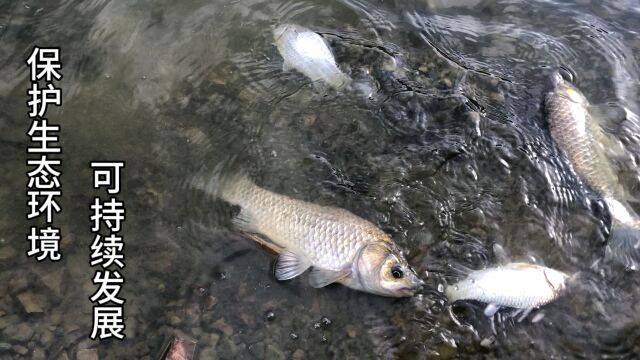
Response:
[1,0,639,358]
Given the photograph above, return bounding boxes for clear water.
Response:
[1,0,639,359]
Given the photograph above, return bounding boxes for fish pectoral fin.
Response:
[275,251,311,281]
[240,232,284,254]
[516,308,533,323]
[282,61,292,72]
[483,303,500,317]
[492,243,510,265]
[308,268,351,288]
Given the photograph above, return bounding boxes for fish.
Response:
[445,262,569,315]
[202,173,422,297]
[161,337,196,360]
[544,74,640,269]
[273,24,350,90]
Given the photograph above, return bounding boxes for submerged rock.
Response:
[3,323,34,342]
[0,245,16,260]
[265,344,285,360]
[17,291,45,313]
[76,348,99,360]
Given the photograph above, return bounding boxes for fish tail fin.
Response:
[191,168,260,234]
[190,166,255,206]
[604,197,640,269]
[605,222,640,270]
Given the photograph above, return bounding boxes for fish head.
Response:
[542,268,569,294]
[354,242,423,297]
[273,24,303,42]
[556,82,587,104]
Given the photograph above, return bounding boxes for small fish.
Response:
[162,337,196,360]
[545,74,640,269]
[199,174,422,297]
[446,262,569,315]
[274,24,350,90]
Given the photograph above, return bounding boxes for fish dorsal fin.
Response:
[308,268,351,288]
[275,251,311,281]
[483,303,500,317]
[492,243,510,265]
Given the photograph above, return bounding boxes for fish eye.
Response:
[391,265,404,279]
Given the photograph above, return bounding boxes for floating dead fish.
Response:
[545,74,640,269]
[446,262,569,317]
[194,173,422,297]
[273,24,350,90]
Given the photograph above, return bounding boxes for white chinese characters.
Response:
[26,47,63,262]
[89,161,126,340]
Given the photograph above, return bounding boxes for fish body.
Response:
[274,24,350,90]
[545,75,640,268]
[446,263,568,309]
[217,175,421,297]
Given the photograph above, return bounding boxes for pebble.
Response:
[40,268,64,297]
[40,329,54,344]
[33,348,45,360]
[0,315,19,330]
[265,344,285,360]
[213,318,234,336]
[303,114,316,127]
[56,351,70,360]
[218,337,237,355]
[0,245,16,260]
[12,345,28,355]
[292,349,305,360]
[248,341,265,359]
[265,311,275,321]
[76,348,99,360]
[17,291,45,313]
[204,296,218,311]
[346,325,357,338]
[205,333,220,348]
[199,347,217,359]
[4,323,34,342]
[418,64,429,73]
[167,315,181,326]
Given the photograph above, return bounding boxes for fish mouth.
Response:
[395,280,423,297]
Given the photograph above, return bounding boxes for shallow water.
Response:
[1,0,640,359]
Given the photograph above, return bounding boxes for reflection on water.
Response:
[0,0,639,358]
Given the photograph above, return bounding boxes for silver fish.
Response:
[274,24,350,90]
[545,74,640,269]
[203,174,421,297]
[446,263,569,314]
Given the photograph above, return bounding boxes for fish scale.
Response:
[544,86,619,197]
[221,176,389,270]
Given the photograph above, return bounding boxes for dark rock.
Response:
[248,341,265,359]
[32,348,46,360]
[0,245,16,260]
[12,345,28,355]
[4,323,34,342]
[0,315,19,330]
[265,344,285,360]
